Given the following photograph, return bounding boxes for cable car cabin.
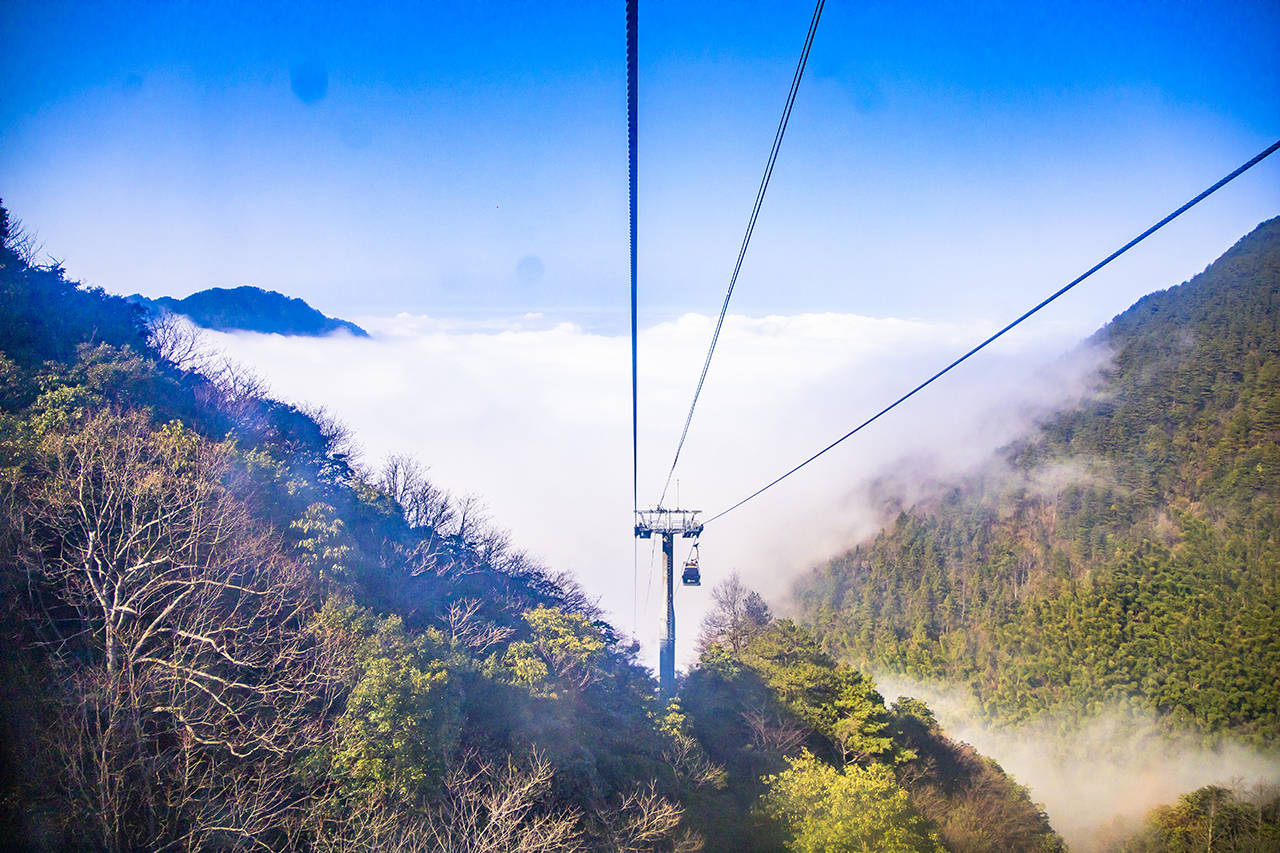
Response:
[682,545,701,586]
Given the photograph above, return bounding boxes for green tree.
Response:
[743,620,897,766]
[503,605,606,698]
[332,638,460,801]
[758,751,943,853]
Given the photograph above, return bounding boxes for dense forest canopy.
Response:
[797,217,1280,745]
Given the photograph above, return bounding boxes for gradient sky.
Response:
[2,0,1278,333]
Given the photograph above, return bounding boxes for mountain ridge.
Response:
[129,284,369,337]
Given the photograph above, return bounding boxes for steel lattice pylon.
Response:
[635,508,703,696]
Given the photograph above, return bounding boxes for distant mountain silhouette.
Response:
[129,286,368,337]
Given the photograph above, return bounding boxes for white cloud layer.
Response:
[202,310,1099,668]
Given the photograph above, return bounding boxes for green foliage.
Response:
[888,699,1062,853]
[681,602,1060,853]
[503,605,607,698]
[328,611,461,801]
[292,502,354,584]
[0,200,696,850]
[1108,784,1280,852]
[757,751,943,853]
[0,207,145,369]
[738,620,897,766]
[798,217,1280,745]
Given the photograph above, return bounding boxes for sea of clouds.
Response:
[200,309,1102,664]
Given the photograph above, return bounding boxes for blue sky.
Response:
[2,0,1278,331]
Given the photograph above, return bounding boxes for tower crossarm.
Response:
[634,507,703,539]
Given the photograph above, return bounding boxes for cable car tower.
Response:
[634,508,703,696]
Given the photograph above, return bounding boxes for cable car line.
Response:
[658,0,826,507]
[627,0,639,517]
[702,137,1280,527]
[626,0,640,637]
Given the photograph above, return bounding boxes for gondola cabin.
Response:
[681,544,701,586]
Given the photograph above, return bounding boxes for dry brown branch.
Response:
[380,455,455,532]
[196,358,272,432]
[598,782,692,853]
[419,752,585,853]
[662,728,727,794]
[742,706,808,759]
[696,572,771,654]
[21,409,335,852]
[145,312,212,372]
[444,598,514,654]
[2,211,44,266]
[307,796,434,853]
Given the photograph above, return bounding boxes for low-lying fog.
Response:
[875,674,1280,851]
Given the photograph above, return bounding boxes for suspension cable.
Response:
[627,0,639,517]
[627,0,639,632]
[658,0,826,505]
[703,137,1280,526]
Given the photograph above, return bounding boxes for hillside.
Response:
[130,285,369,337]
[797,217,1280,744]
[0,202,1067,851]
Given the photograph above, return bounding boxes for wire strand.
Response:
[658,0,826,506]
[704,137,1280,526]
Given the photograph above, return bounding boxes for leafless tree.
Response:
[21,409,336,852]
[306,801,435,853]
[421,753,585,853]
[1,208,44,266]
[379,458,540,579]
[444,598,514,654]
[741,706,808,760]
[302,404,358,464]
[696,572,772,654]
[596,782,699,853]
[662,727,727,794]
[452,492,490,545]
[380,455,456,532]
[146,311,212,372]
[540,570,606,622]
[197,357,272,431]
[379,461,547,584]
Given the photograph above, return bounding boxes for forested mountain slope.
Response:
[0,200,1064,852]
[797,217,1280,744]
[682,595,1063,853]
[0,204,696,845]
[0,204,685,850]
